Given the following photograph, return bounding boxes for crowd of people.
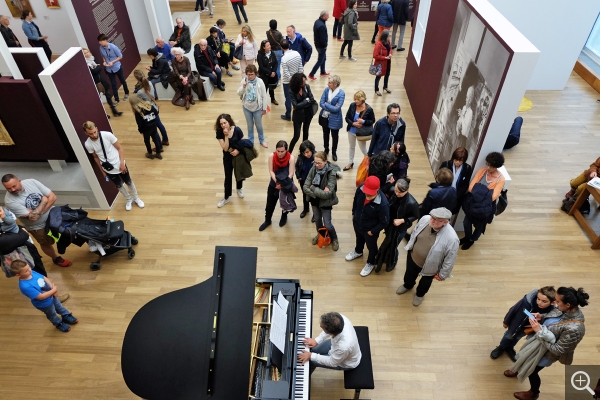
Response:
[0,2,593,399]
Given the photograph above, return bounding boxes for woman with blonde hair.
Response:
[344,90,375,171]
[129,95,163,159]
[235,25,259,78]
[319,75,345,161]
[133,70,170,146]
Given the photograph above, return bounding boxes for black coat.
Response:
[148,55,172,85]
[503,290,555,338]
[134,106,159,134]
[345,102,376,132]
[313,17,328,49]
[206,35,222,54]
[193,44,219,76]
[419,183,457,217]
[169,24,191,53]
[386,190,419,232]
[391,0,409,25]
[0,25,20,47]
[440,160,472,213]
[352,187,390,234]
[291,84,316,123]
[257,51,277,85]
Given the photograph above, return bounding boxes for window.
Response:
[412,0,432,65]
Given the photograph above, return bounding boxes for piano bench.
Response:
[341,326,374,400]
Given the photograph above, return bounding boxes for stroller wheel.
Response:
[128,249,135,259]
[90,262,101,271]
[131,237,139,245]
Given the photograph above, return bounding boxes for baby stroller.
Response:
[46,205,138,271]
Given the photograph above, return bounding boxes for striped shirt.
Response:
[281,50,303,84]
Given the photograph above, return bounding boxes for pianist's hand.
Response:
[297,350,311,365]
[303,338,317,348]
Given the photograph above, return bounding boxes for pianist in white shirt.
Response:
[298,312,362,374]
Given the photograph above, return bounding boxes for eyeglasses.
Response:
[314,161,325,166]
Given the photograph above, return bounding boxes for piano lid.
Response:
[121,246,258,400]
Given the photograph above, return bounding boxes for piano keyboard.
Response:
[294,299,312,400]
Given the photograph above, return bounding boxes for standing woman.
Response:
[461,151,505,250]
[339,0,360,61]
[303,151,341,251]
[266,20,284,82]
[319,75,345,162]
[295,140,316,220]
[259,141,296,231]
[215,114,245,208]
[332,0,347,41]
[21,10,52,61]
[507,287,588,400]
[132,70,170,146]
[170,47,196,110]
[289,73,316,153]
[237,64,269,148]
[235,25,258,77]
[257,40,279,105]
[439,147,472,215]
[375,0,394,40]
[373,30,392,96]
[230,0,249,25]
[129,95,163,160]
[344,90,375,171]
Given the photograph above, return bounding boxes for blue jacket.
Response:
[419,183,457,218]
[154,43,175,62]
[376,3,394,27]
[313,17,328,49]
[286,32,313,64]
[319,88,345,130]
[368,116,406,157]
[22,20,42,41]
[352,187,390,234]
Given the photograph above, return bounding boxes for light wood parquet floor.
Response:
[0,1,599,399]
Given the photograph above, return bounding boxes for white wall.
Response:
[151,0,174,41]
[124,0,155,53]
[487,0,600,90]
[0,0,80,54]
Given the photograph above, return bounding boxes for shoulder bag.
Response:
[233,42,244,60]
[495,189,508,215]
[98,132,115,171]
[356,107,373,141]
[369,46,383,76]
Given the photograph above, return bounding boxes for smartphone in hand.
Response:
[523,309,535,319]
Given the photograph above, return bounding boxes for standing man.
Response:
[368,103,406,158]
[169,18,192,54]
[98,34,130,104]
[280,40,303,121]
[2,174,72,269]
[286,25,313,66]
[396,207,459,306]
[297,312,362,375]
[154,37,174,64]
[308,11,330,81]
[82,121,145,211]
[390,0,409,51]
[0,15,21,47]
[346,176,389,277]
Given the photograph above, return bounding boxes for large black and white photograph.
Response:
[425,0,511,171]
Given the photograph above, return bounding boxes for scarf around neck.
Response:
[273,151,291,172]
[312,163,329,186]
[245,78,258,102]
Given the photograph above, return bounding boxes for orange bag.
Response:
[317,228,331,248]
[355,155,370,187]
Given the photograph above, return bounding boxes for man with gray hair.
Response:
[396,207,459,306]
[0,15,20,47]
[169,18,191,53]
[154,37,174,64]
[297,311,361,375]
[193,38,225,91]
[308,10,330,81]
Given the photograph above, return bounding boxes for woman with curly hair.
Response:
[215,114,246,208]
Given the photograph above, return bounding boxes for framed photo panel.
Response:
[4,0,35,18]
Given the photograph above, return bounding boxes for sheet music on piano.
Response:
[270,291,289,353]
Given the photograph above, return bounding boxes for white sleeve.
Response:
[311,343,350,368]
[314,330,329,345]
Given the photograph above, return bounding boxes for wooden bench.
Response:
[341,326,374,400]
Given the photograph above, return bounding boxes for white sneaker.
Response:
[349,57,357,62]
[125,200,132,211]
[217,198,231,208]
[134,198,145,208]
[237,189,244,198]
[360,263,375,277]
[345,251,363,261]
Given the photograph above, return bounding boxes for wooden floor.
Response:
[1,1,599,399]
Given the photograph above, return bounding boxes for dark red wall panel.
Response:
[0,78,68,161]
[50,51,118,203]
[404,0,460,143]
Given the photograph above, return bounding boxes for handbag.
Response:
[317,227,331,248]
[98,132,114,171]
[355,107,373,141]
[495,189,508,215]
[233,43,244,61]
[355,155,370,187]
[318,111,329,128]
[369,46,383,76]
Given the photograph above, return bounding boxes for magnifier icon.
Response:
[571,371,595,395]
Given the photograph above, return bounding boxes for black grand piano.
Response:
[121,246,313,399]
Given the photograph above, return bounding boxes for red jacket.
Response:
[373,41,390,76]
[333,0,347,19]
